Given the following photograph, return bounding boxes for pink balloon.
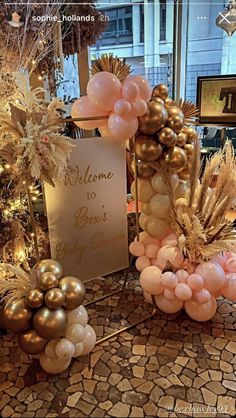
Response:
[143,292,153,304]
[150,259,161,268]
[122,81,139,101]
[225,257,236,273]
[140,266,164,295]
[108,113,138,141]
[161,272,178,289]
[131,98,147,117]
[221,273,236,301]
[175,283,192,301]
[164,288,176,301]
[135,256,151,272]
[127,75,152,102]
[211,254,227,269]
[129,241,145,257]
[187,274,204,291]
[87,71,121,111]
[193,288,211,303]
[224,251,235,260]
[71,96,108,130]
[161,233,178,247]
[145,244,159,259]
[195,262,225,292]
[176,269,189,283]
[185,296,217,321]
[114,99,132,116]
[157,245,184,271]
[155,294,183,314]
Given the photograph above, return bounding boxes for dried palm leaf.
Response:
[91,53,132,82]
[0,263,33,305]
[175,98,199,125]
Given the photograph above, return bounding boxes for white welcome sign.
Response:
[44,137,129,280]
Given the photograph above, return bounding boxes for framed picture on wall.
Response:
[197,75,236,126]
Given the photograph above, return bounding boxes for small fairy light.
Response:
[5,164,11,170]
[30,232,35,237]
[38,75,43,81]
[32,59,36,64]
[32,196,37,202]
[22,180,26,185]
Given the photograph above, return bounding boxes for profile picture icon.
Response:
[7,10,24,28]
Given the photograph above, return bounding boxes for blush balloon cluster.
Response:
[71,71,151,141]
[130,231,236,322]
[1,259,96,374]
[134,84,198,179]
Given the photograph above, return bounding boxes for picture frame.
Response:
[197,75,236,126]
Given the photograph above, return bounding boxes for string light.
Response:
[5,164,11,169]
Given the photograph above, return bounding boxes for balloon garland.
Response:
[71,54,152,140]
[129,140,236,322]
[0,260,96,374]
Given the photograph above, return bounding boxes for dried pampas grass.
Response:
[163,140,236,263]
[0,263,33,306]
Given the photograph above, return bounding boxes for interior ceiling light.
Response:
[216,0,236,36]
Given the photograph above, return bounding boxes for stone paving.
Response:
[1,273,236,417]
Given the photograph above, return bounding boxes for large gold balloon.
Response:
[152,84,169,100]
[159,127,177,147]
[2,299,32,333]
[167,106,184,119]
[39,272,59,291]
[139,101,168,135]
[33,307,67,339]
[135,135,163,162]
[150,96,164,105]
[59,276,86,310]
[167,115,184,133]
[18,329,47,355]
[26,289,44,309]
[35,259,63,280]
[182,127,198,143]
[165,146,188,173]
[177,132,187,147]
[45,288,65,310]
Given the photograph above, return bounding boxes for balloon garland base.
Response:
[129,233,236,322]
[0,260,96,374]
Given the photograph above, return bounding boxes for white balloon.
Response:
[175,182,188,199]
[131,179,155,202]
[149,193,171,218]
[55,338,75,360]
[141,202,151,215]
[145,215,170,238]
[139,213,147,230]
[45,338,60,359]
[80,325,96,356]
[39,353,71,374]
[170,173,179,191]
[73,342,84,357]
[66,323,86,344]
[151,173,167,194]
[67,305,88,326]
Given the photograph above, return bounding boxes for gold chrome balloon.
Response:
[165,97,175,106]
[39,272,59,291]
[139,101,168,135]
[33,307,67,339]
[182,127,198,143]
[184,143,195,157]
[26,289,44,309]
[59,276,86,310]
[2,299,32,333]
[18,329,47,355]
[152,84,169,100]
[178,166,191,180]
[167,106,184,119]
[177,132,187,147]
[150,96,164,105]
[159,127,177,147]
[137,163,155,179]
[165,146,188,173]
[135,135,163,162]
[167,115,184,133]
[45,288,65,310]
[35,259,63,280]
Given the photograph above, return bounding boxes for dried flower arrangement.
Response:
[91,54,132,83]
[0,74,75,186]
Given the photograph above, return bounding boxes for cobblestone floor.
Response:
[1,273,236,418]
